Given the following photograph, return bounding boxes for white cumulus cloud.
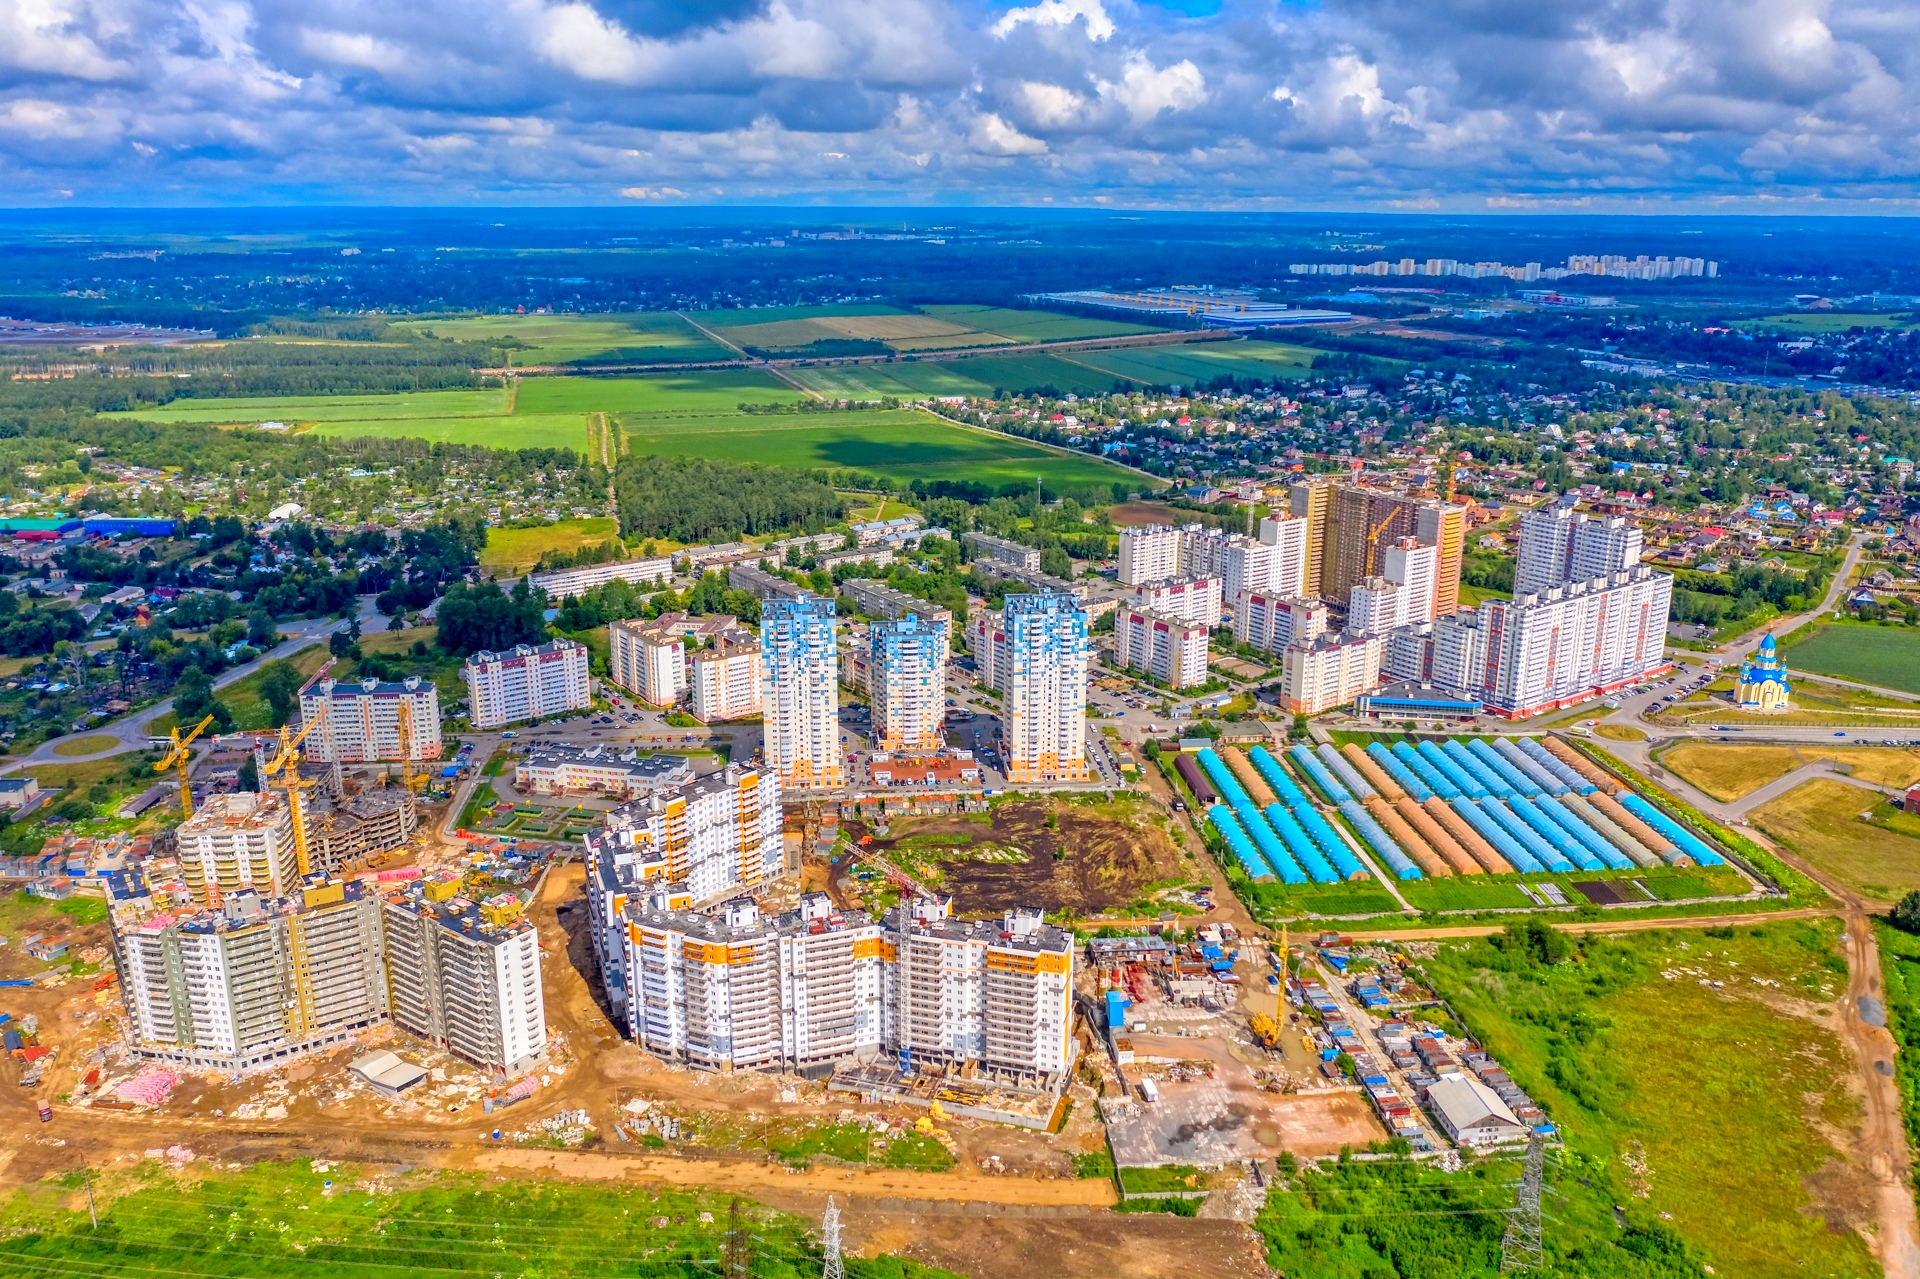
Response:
[991,0,1114,43]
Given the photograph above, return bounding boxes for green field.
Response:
[1067,338,1320,385]
[926,353,1122,396]
[481,517,620,572]
[1736,312,1911,334]
[309,412,590,451]
[391,312,732,364]
[104,389,508,425]
[1782,622,1920,693]
[788,362,997,399]
[519,369,802,416]
[0,1160,958,1279]
[694,302,903,327]
[623,409,1138,490]
[917,303,1158,343]
[1296,920,1878,1279]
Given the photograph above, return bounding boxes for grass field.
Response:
[104,389,508,425]
[1749,777,1920,900]
[0,1160,957,1279]
[788,362,996,399]
[697,302,1160,355]
[152,646,333,736]
[481,518,619,573]
[1066,338,1320,386]
[310,412,590,451]
[918,303,1158,343]
[519,369,802,416]
[50,734,118,757]
[1783,622,1920,694]
[1377,920,1879,1279]
[1737,312,1911,334]
[392,312,732,364]
[925,353,1122,396]
[623,408,1139,491]
[1660,742,1805,800]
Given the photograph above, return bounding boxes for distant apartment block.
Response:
[609,618,685,707]
[1131,575,1222,629]
[871,614,947,753]
[963,531,1040,572]
[966,608,1008,694]
[727,562,807,602]
[528,556,673,601]
[300,676,443,764]
[462,639,590,729]
[1514,505,1644,595]
[760,595,842,790]
[1117,524,1184,586]
[1003,592,1089,783]
[1115,607,1210,689]
[689,638,762,723]
[843,579,954,650]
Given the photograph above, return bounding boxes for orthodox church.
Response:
[1735,632,1792,713]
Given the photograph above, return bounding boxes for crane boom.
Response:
[261,717,322,878]
[153,714,215,819]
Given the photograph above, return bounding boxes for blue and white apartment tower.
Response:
[761,594,842,790]
[1003,592,1090,783]
[871,614,947,753]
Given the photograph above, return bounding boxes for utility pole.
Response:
[723,1197,757,1279]
[820,1196,845,1279]
[85,1167,97,1230]
[1500,1129,1545,1273]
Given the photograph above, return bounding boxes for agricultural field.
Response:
[622,409,1140,492]
[517,369,802,417]
[696,301,1160,356]
[309,412,589,451]
[1783,622,1920,694]
[1065,338,1320,386]
[103,389,508,425]
[788,362,996,400]
[917,303,1159,343]
[1660,742,1804,800]
[480,518,621,573]
[1264,921,1879,1279]
[0,1160,956,1279]
[1749,777,1920,901]
[1736,311,1912,334]
[390,312,733,364]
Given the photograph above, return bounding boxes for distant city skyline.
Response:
[2,0,1917,208]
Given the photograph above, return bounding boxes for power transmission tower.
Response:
[723,1197,757,1279]
[820,1196,845,1279]
[1500,1130,1545,1273]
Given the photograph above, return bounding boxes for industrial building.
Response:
[611,893,1072,1083]
[300,676,443,764]
[382,880,547,1078]
[112,880,389,1074]
[870,614,947,753]
[688,638,762,723]
[761,594,842,789]
[608,618,685,707]
[1114,607,1210,689]
[514,744,694,799]
[1003,592,1090,783]
[462,639,591,729]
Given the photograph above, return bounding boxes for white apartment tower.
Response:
[382,883,547,1077]
[1002,592,1089,783]
[462,639,591,729]
[1514,504,1643,595]
[1131,576,1223,629]
[1234,592,1328,654]
[760,594,842,789]
[301,676,443,764]
[1346,538,1440,636]
[175,791,300,906]
[871,613,947,753]
[1258,514,1312,598]
[609,619,686,708]
[1117,524,1185,586]
[1279,632,1384,715]
[1115,607,1211,689]
[688,639,761,723]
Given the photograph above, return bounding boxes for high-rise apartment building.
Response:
[609,619,686,707]
[175,791,301,906]
[1514,503,1644,594]
[871,614,947,753]
[688,639,761,723]
[1416,503,1467,617]
[1117,524,1185,586]
[1233,592,1328,654]
[383,881,547,1077]
[1115,607,1210,689]
[760,594,841,790]
[1347,538,1439,636]
[1279,632,1383,714]
[1258,514,1312,598]
[462,639,591,729]
[112,880,389,1074]
[1291,481,1462,616]
[301,676,443,764]
[1002,592,1089,783]
[1289,479,1336,597]
[1384,565,1673,718]
[1131,575,1223,629]
[966,609,1008,693]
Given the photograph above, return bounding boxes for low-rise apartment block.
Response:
[514,744,694,799]
[528,556,673,601]
[963,531,1041,572]
[463,639,591,729]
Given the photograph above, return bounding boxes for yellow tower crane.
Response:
[261,717,321,878]
[153,714,215,819]
[395,698,424,792]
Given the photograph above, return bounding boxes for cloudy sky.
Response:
[3,0,1919,208]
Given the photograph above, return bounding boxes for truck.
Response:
[36,1101,51,1123]
[1139,1077,1160,1104]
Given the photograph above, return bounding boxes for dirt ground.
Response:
[854,798,1188,918]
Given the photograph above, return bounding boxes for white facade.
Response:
[175,791,300,905]
[462,639,591,729]
[1116,607,1210,689]
[1258,513,1312,598]
[609,619,686,707]
[688,641,761,723]
[1117,524,1184,586]
[1514,505,1643,595]
[761,595,842,789]
[301,676,443,764]
[1279,633,1383,714]
[966,609,1008,693]
[1384,565,1673,718]
[1131,575,1223,629]
[382,884,547,1078]
[1003,592,1090,783]
[1234,591,1329,654]
[885,899,1073,1077]
[1346,538,1439,636]
[528,556,673,601]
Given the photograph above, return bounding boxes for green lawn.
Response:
[917,303,1160,343]
[518,369,802,416]
[309,413,588,451]
[0,1161,958,1279]
[1066,338,1321,386]
[391,313,732,364]
[1781,622,1920,694]
[481,518,621,572]
[1736,312,1911,334]
[623,409,1139,490]
[103,389,508,424]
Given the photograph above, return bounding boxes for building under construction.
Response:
[382,879,547,1077]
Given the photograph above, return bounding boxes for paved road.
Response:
[1723,760,1898,817]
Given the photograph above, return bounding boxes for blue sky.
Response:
[2,0,1918,208]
